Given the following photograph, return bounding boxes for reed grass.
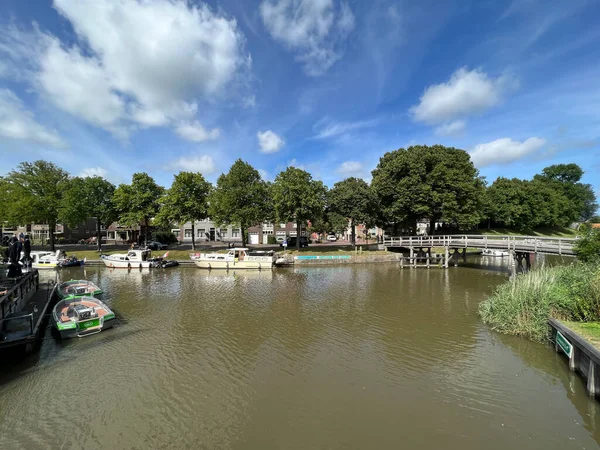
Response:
[479,262,600,342]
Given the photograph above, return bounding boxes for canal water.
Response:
[1,259,599,449]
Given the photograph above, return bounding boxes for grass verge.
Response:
[562,321,600,349]
[479,262,600,342]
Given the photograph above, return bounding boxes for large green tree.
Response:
[208,160,271,247]
[60,176,117,251]
[113,173,164,244]
[3,161,70,250]
[271,167,327,249]
[155,172,212,250]
[371,145,484,233]
[534,164,597,222]
[328,177,378,246]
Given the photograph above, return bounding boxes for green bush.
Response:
[479,262,600,342]
[574,228,600,262]
[154,231,178,245]
[267,235,278,245]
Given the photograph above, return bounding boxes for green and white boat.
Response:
[52,296,115,339]
[57,280,102,300]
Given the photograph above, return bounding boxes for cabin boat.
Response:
[30,251,65,270]
[482,249,510,257]
[101,249,154,269]
[52,296,115,338]
[192,248,276,270]
[58,280,102,300]
[101,249,176,269]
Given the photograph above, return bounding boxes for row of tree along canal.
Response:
[0,145,597,252]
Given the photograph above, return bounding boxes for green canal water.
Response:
[1,259,599,449]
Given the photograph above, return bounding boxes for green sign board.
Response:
[76,318,101,331]
[556,330,573,358]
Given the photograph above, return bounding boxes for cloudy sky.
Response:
[0,0,598,198]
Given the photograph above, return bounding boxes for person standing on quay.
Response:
[23,234,31,270]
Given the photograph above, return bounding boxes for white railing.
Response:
[382,235,577,255]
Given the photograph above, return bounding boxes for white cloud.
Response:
[0,88,66,148]
[257,130,285,153]
[175,121,220,142]
[260,0,354,76]
[336,160,364,175]
[434,120,466,136]
[314,118,379,139]
[410,67,519,124]
[38,37,127,133]
[0,0,250,139]
[80,167,108,178]
[470,137,546,167]
[166,154,216,174]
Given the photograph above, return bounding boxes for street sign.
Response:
[556,330,573,358]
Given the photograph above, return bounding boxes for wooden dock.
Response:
[0,271,57,352]
[549,318,600,399]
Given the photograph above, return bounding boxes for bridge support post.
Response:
[444,247,449,268]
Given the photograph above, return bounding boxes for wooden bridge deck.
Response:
[383,235,576,256]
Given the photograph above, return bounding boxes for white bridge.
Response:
[383,235,576,256]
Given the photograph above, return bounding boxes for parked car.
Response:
[280,236,309,248]
[326,234,337,241]
[145,241,168,250]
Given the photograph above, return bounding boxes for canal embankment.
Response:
[479,262,600,342]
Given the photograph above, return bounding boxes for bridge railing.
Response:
[383,235,577,255]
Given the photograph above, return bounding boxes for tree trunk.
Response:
[297,220,301,250]
[241,224,246,247]
[350,218,356,247]
[429,217,436,236]
[49,221,56,251]
[144,217,149,245]
[96,219,102,252]
[191,222,196,251]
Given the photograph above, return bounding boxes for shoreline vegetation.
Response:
[479,261,600,343]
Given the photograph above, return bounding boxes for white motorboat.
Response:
[101,249,154,269]
[482,249,510,257]
[192,248,276,270]
[101,249,176,269]
[30,250,65,270]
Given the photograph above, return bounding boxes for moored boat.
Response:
[57,279,102,300]
[52,296,115,338]
[101,249,154,269]
[192,248,276,270]
[30,250,64,270]
[58,256,86,267]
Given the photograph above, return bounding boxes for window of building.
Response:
[276,231,286,236]
[107,231,116,240]
[292,223,297,228]
[279,223,286,228]
[198,228,205,237]
[221,230,227,238]
[232,229,240,237]
[184,229,193,238]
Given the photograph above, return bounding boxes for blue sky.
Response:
[0,0,598,201]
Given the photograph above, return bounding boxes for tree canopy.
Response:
[113,173,164,244]
[60,176,117,251]
[328,177,378,245]
[272,167,327,249]
[3,161,70,250]
[155,172,212,250]
[208,159,271,247]
[371,145,484,233]
[533,164,597,223]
